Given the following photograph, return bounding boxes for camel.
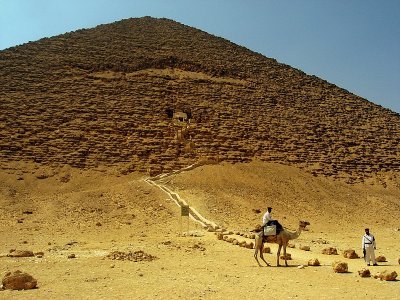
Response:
[254,220,310,267]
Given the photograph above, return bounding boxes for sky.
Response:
[1,0,399,113]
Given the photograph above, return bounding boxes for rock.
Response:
[298,265,306,269]
[232,239,238,245]
[376,255,386,262]
[280,253,291,260]
[322,247,338,255]
[2,270,37,290]
[216,233,223,240]
[300,245,310,251]
[67,254,76,259]
[287,243,295,248]
[245,242,254,249]
[343,249,359,259]
[7,250,34,257]
[308,258,320,266]
[374,270,397,281]
[262,247,271,254]
[398,258,400,265]
[332,261,348,273]
[358,269,371,277]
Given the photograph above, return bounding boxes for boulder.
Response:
[245,242,254,249]
[262,246,271,254]
[322,247,338,255]
[308,258,320,266]
[300,245,310,251]
[332,261,348,273]
[358,269,371,277]
[2,270,37,290]
[280,253,291,260]
[374,270,397,281]
[343,249,359,259]
[376,255,386,262]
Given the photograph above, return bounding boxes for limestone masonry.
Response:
[1,17,399,182]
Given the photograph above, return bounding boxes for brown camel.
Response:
[254,220,310,267]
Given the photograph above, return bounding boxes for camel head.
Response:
[299,220,310,229]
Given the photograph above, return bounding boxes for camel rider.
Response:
[262,207,283,234]
[362,228,378,266]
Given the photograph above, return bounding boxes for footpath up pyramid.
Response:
[0,17,399,183]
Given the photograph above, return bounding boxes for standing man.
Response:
[362,228,378,266]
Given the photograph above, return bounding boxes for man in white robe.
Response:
[362,228,377,266]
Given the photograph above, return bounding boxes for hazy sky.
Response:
[1,0,399,113]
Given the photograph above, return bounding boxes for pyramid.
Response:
[1,17,399,182]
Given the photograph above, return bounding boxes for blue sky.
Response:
[1,0,399,113]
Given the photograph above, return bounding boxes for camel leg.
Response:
[253,237,263,267]
[259,243,271,267]
[277,244,282,267]
[283,244,288,267]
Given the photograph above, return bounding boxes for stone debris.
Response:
[322,247,338,255]
[332,261,348,273]
[308,258,320,266]
[374,270,397,281]
[2,270,37,290]
[358,269,371,278]
[106,250,158,262]
[375,255,386,262]
[342,249,359,259]
[299,245,310,251]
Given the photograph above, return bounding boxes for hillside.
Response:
[1,17,399,183]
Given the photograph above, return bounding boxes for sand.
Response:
[1,161,399,299]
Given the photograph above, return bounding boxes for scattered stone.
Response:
[245,242,254,249]
[287,243,295,248]
[96,222,102,226]
[358,269,371,277]
[216,233,223,240]
[300,245,310,251]
[374,270,397,281]
[376,255,386,262]
[67,254,76,259]
[343,249,359,259]
[35,252,44,258]
[7,250,34,258]
[106,250,158,262]
[280,253,291,260]
[262,247,271,254]
[332,261,348,273]
[308,258,320,266]
[322,247,338,255]
[2,270,37,290]
[398,258,400,265]
[298,265,306,269]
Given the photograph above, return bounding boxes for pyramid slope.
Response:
[1,17,399,182]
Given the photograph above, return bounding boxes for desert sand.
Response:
[1,161,399,299]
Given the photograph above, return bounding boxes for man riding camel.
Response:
[262,207,283,235]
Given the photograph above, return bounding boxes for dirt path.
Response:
[145,163,220,231]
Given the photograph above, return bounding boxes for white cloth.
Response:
[262,211,273,225]
[362,234,376,265]
[362,234,376,249]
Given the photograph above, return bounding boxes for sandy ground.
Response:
[0,161,399,299]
